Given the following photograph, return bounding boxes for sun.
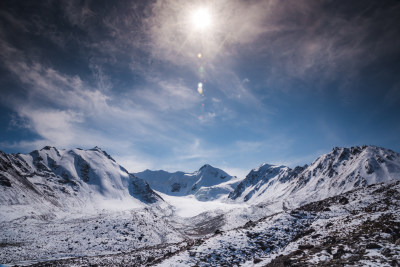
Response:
[191,8,212,30]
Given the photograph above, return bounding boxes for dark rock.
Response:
[390,259,399,266]
[255,241,269,250]
[253,258,262,263]
[214,229,223,235]
[366,243,382,249]
[244,220,256,228]
[293,249,303,255]
[333,247,346,259]
[298,244,314,250]
[381,248,392,257]
[189,251,196,257]
[293,228,315,241]
[339,196,349,205]
[129,175,162,203]
[0,175,12,187]
[323,236,336,246]
[312,234,322,239]
[383,228,393,234]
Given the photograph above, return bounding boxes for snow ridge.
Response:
[0,146,162,213]
[229,145,400,207]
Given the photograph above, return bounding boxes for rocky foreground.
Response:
[18,180,400,266]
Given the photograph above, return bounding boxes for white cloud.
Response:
[133,79,201,111]
[113,154,155,173]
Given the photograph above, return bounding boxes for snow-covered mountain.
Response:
[229,145,400,207]
[0,146,162,214]
[134,164,240,201]
[2,144,400,266]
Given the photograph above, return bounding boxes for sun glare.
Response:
[192,8,212,30]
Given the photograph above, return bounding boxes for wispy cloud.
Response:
[133,79,201,111]
[0,36,199,155]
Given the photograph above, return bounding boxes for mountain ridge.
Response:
[134,164,239,201]
[229,145,400,207]
[2,145,400,209]
[0,146,162,214]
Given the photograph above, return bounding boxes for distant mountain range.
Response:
[1,145,400,211]
[134,164,241,201]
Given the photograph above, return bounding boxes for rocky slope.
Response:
[153,180,400,267]
[229,146,400,208]
[20,180,400,266]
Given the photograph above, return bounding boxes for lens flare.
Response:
[197,82,203,94]
[197,53,202,58]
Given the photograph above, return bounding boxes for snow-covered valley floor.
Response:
[0,205,184,265]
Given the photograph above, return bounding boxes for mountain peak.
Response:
[229,163,290,201]
[318,145,399,167]
[254,163,286,172]
[40,146,57,151]
[88,146,116,162]
[199,164,213,171]
[90,146,103,152]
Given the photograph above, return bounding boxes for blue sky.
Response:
[0,0,399,177]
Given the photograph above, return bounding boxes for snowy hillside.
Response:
[153,180,400,267]
[229,146,400,207]
[0,146,162,217]
[15,180,400,266]
[135,164,240,201]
